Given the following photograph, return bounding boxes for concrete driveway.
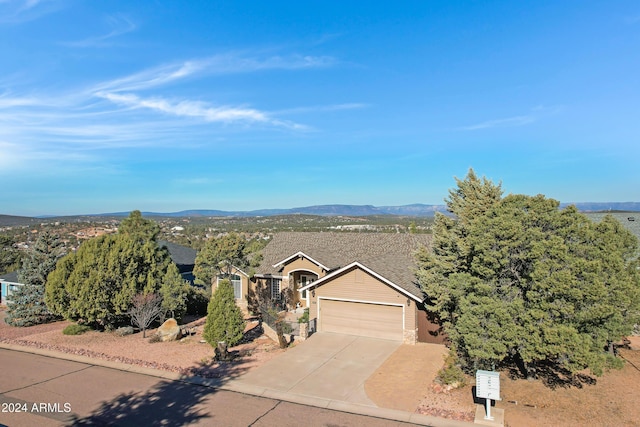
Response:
[233,333,401,406]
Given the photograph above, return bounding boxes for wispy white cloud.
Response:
[461,115,535,130]
[0,0,59,24]
[62,14,137,48]
[172,177,224,186]
[0,139,95,172]
[92,61,209,93]
[0,50,340,175]
[275,102,368,115]
[96,91,287,126]
[0,94,42,108]
[460,105,563,131]
[92,53,336,93]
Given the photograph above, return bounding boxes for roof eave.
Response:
[272,251,330,272]
[298,261,424,302]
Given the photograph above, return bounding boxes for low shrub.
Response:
[436,350,467,387]
[148,333,162,343]
[115,326,134,337]
[186,287,209,316]
[63,324,91,335]
[298,308,310,323]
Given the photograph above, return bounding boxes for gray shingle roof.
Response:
[0,270,20,283]
[256,232,432,299]
[158,240,196,273]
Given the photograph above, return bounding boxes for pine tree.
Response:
[159,263,190,320]
[5,231,65,326]
[203,279,245,348]
[118,210,160,243]
[45,232,171,329]
[194,233,247,287]
[417,174,640,378]
[0,235,22,275]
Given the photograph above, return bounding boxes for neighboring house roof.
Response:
[257,232,432,299]
[0,270,20,284]
[158,240,197,273]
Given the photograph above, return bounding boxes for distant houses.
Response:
[0,271,23,305]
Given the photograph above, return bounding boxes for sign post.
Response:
[476,370,501,421]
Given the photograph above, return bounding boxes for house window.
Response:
[218,274,242,299]
[270,278,281,301]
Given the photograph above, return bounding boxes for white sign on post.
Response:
[476,370,501,421]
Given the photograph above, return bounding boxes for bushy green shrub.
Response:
[186,286,209,316]
[62,324,91,335]
[203,279,245,348]
[436,350,467,387]
[298,308,309,323]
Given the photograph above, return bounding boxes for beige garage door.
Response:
[319,299,403,341]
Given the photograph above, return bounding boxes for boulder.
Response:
[156,318,182,342]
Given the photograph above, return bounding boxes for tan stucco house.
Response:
[247,232,444,345]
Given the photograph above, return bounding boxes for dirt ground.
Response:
[0,309,285,379]
[2,308,640,426]
[366,337,640,427]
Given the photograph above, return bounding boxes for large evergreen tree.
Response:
[118,210,160,243]
[417,173,640,377]
[194,233,248,287]
[5,231,65,326]
[203,279,245,348]
[46,230,172,329]
[0,235,22,275]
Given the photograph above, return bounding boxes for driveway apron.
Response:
[233,333,401,405]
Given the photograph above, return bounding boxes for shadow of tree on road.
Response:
[68,377,212,427]
[68,353,255,426]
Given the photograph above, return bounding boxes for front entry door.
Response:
[300,274,316,307]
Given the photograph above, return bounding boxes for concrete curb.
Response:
[0,342,475,427]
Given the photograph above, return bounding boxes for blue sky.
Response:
[1,1,639,216]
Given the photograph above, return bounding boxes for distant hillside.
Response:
[82,204,451,218]
[2,202,640,226]
[559,202,640,212]
[0,214,42,227]
[113,202,640,218]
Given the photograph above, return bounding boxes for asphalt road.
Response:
[0,349,422,427]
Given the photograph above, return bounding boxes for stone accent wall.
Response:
[403,328,417,345]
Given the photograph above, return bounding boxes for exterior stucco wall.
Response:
[308,266,418,344]
[281,257,325,278]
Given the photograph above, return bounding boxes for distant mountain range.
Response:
[96,202,640,218]
[1,202,639,225]
[137,203,451,218]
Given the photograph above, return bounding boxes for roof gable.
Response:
[299,261,424,301]
[272,251,330,272]
[256,232,431,299]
